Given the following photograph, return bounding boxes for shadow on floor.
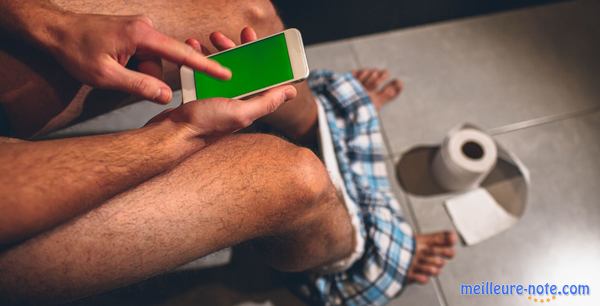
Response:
[67,245,306,306]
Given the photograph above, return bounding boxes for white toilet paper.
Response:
[396,123,530,245]
[445,140,530,245]
[432,128,497,191]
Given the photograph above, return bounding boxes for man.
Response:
[0,1,456,305]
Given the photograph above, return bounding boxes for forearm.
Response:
[0,121,204,245]
[0,1,69,49]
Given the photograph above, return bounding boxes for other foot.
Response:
[353,68,403,110]
[407,231,458,284]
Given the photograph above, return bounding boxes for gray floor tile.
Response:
[387,284,442,306]
[305,40,359,72]
[49,91,181,137]
[384,156,443,306]
[352,1,600,154]
[400,111,600,306]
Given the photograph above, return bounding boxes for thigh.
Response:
[0,133,325,303]
[70,0,286,130]
[0,0,283,137]
[55,0,283,46]
[54,0,284,82]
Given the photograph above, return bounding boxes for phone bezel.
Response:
[180,28,309,103]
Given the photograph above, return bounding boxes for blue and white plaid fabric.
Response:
[298,70,415,306]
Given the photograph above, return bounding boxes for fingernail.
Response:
[154,88,162,100]
[191,41,201,51]
[154,87,171,103]
[221,66,232,79]
[161,87,172,103]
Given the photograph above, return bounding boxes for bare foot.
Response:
[407,231,458,284]
[353,68,403,110]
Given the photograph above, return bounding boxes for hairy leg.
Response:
[0,0,316,139]
[0,134,354,303]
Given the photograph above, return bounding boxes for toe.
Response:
[375,69,390,83]
[408,270,430,284]
[362,70,380,91]
[446,231,459,245]
[422,230,458,247]
[365,69,389,89]
[415,264,441,276]
[419,256,446,268]
[354,69,371,83]
[377,79,403,101]
[426,246,456,259]
[414,274,430,284]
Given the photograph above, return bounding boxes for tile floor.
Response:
[307,2,599,305]
[63,1,600,305]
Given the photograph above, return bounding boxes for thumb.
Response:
[233,85,297,122]
[145,108,174,126]
[104,61,173,104]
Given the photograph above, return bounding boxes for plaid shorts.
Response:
[294,70,415,306]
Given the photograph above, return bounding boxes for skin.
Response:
[0,0,317,139]
[0,0,456,303]
[352,68,404,110]
[0,0,300,245]
[0,0,234,136]
[0,87,299,245]
[0,2,350,303]
[0,133,355,303]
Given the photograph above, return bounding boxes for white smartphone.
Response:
[180,28,309,103]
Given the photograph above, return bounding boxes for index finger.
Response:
[140,29,231,80]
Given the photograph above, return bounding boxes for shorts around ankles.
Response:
[293,70,415,306]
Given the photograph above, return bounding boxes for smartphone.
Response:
[180,28,309,103]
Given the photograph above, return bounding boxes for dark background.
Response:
[272,0,566,45]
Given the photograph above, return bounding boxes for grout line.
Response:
[348,41,363,70]
[354,36,449,304]
[433,277,450,306]
[390,154,448,306]
[349,34,427,238]
[433,104,598,306]
[384,104,599,306]
[386,154,451,305]
[487,105,600,135]
[352,35,423,229]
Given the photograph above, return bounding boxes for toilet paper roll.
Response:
[432,128,497,191]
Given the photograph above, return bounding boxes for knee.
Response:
[193,133,334,235]
[229,134,332,220]
[241,0,284,33]
[284,145,332,212]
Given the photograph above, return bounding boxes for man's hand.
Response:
[147,27,297,140]
[148,86,297,138]
[43,13,231,104]
[0,0,230,104]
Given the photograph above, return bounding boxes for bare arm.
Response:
[0,82,297,245]
[0,0,230,105]
[0,0,63,45]
[0,121,203,245]
[0,12,297,245]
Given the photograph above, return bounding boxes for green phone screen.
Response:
[194,33,294,99]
